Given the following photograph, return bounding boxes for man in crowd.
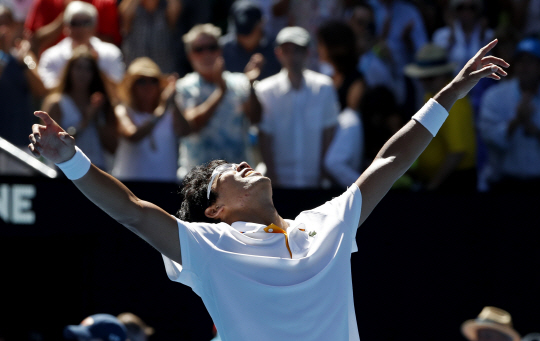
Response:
[37,1,124,89]
[479,37,540,193]
[461,306,520,341]
[28,40,508,340]
[64,314,127,341]
[220,1,281,80]
[175,23,262,179]
[256,26,339,188]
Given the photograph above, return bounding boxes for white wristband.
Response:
[412,98,449,136]
[55,146,91,180]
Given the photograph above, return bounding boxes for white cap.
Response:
[276,26,310,47]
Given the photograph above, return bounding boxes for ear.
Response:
[205,203,224,220]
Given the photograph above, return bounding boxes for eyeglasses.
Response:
[69,19,94,27]
[207,163,237,200]
[191,44,220,54]
[134,77,160,86]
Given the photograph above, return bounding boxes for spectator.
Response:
[0,0,33,39]
[175,23,262,179]
[432,0,494,73]
[25,0,120,55]
[119,0,182,74]
[256,26,339,188]
[317,20,365,111]
[405,43,477,192]
[461,306,520,341]
[117,312,154,341]
[64,314,127,341]
[0,5,46,148]
[112,57,188,182]
[37,1,124,90]
[220,1,280,81]
[245,0,288,40]
[41,45,117,171]
[323,107,364,189]
[479,37,540,193]
[348,2,396,101]
[369,0,428,113]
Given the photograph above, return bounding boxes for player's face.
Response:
[212,162,271,210]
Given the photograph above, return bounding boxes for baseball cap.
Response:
[64,314,127,341]
[515,37,540,60]
[275,26,310,47]
[231,1,262,35]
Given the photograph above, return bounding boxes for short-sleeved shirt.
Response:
[24,0,121,49]
[162,184,362,341]
[38,36,125,89]
[256,69,339,188]
[175,71,251,178]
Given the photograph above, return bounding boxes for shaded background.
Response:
[0,176,538,340]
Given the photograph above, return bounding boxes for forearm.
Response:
[119,0,140,34]
[32,14,63,54]
[243,87,262,124]
[166,0,182,28]
[124,106,165,142]
[259,132,276,181]
[184,87,226,131]
[73,165,144,227]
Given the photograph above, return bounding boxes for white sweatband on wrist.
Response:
[55,146,91,180]
[412,98,449,136]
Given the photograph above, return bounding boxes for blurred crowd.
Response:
[0,0,540,193]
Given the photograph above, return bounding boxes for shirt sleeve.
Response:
[324,110,363,188]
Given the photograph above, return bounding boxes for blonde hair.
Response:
[182,24,222,52]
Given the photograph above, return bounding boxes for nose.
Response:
[236,162,251,172]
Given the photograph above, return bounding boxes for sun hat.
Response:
[64,314,127,341]
[404,43,457,78]
[461,306,520,341]
[118,57,167,104]
[275,26,310,47]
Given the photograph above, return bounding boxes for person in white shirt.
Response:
[256,26,339,189]
[28,40,508,341]
[37,1,125,89]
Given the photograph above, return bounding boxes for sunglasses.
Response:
[192,44,220,54]
[70,19,93,27]
[134,77,160,86]
[207,163,238,200]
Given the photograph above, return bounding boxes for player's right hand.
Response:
[28,111,76,164]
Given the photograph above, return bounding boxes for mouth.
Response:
[241,169,259,178]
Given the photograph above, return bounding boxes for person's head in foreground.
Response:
[117,312,154,341]
[461,306,520,341]
[274,26,310,75]
[177,160,269,224]
[405,43,457,94]
[63,1,98,45]
[64,314,127,341]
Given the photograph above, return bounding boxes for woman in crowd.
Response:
[41,45,117,171]
[316,20,365,111]
[111,57,189,182]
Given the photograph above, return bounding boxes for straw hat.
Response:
[118,57,167,104]
[461,306,521,341]
[404,44,456,79]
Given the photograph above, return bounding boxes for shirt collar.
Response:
[230,221,267,233]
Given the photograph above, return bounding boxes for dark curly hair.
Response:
[176,160,228,223]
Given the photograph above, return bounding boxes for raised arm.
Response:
[28,111,182,264]
[356,39,509,226]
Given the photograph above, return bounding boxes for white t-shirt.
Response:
[38,37,125,89]
[162,184,363,341]
[256,69,339,188]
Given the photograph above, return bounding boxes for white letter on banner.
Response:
[12,185,36,224]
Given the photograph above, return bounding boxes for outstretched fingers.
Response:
[34,111,55,126]
[471,64,503,80]
[482,56,510,68]
[474,39,498,61]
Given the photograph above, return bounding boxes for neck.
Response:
[225,201,288,229]
[287,69,304,89]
